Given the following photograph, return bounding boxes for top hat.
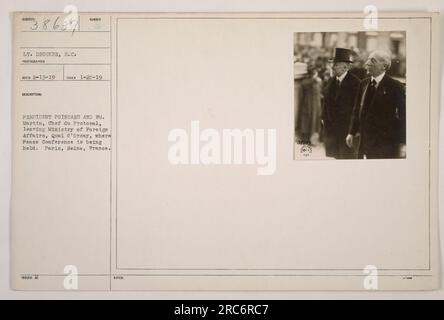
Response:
[294,62,308,79]
[329,48,353,63]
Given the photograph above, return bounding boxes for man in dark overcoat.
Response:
[322,48,360,159]
[346,50,406,159]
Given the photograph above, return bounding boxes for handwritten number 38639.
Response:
[29,16,79,33]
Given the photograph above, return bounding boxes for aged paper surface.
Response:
[11,12,440,290]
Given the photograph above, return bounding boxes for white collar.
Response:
[336,71,348,83]
[371,71,386,85]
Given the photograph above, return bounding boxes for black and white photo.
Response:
[294,31,406,159]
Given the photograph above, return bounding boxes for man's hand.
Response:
[346,134,354,148]
[399,144,406,158]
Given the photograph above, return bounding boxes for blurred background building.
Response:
[294,31,406,83]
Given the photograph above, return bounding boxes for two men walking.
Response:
[322,48,406,159]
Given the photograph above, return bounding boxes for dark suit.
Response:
[349,74,406,159]
[322,72,360,159]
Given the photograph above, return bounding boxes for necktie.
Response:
[331,78,340,101]
[363,79,377,109]
[360,79,378,156]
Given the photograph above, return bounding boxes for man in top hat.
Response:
[322,48,360,159]
[346,50,406,159]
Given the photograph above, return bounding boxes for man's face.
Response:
[332,62,349,77]
[365,53,386,77]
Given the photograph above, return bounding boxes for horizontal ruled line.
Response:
[116,274,434,277]
[20,63,111,65]
[20,46,111,49]
[21,30,110,33]
[20,80,110,82]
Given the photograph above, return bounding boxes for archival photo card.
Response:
[11,12,440,291]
